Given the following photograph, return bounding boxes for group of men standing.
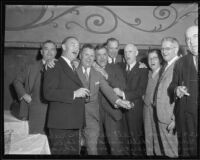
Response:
[12,25,198,157]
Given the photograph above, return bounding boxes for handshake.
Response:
[114,88,134,110]
[115,99,134,110]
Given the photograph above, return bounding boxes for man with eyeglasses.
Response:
[168,25,198,157]
[153,37,180,157]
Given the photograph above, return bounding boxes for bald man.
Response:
[168,26,198,157]
[114,44,148,156]
[43,37,89,155]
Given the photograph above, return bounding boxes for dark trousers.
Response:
[48,128,79,155]
[124,106,145,156]
[104,113,125,155]
[176,111,197,157]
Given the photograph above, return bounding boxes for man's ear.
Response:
[40,49,43,56]
[135,50,138,56]
[62,44,66,51]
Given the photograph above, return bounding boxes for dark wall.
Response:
[3,47,159,110]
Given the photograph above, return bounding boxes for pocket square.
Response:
[95,81,100,85]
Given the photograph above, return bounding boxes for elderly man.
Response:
[76,44,131,155]
[168,26,198,157]
[114,43,148,156]
[95,44,127,155]
[153,37,180,157]
[43,37,90,154]
[13,40,57,134]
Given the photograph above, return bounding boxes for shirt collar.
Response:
[42,59,46,65]
[193,55,198,66]
[82,66,91,75]
[126,61,136,71]
[61,56,73,69]
[108,56,116,64]
[165,56,179,70]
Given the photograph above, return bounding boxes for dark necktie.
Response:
[112,58,115,64]
[127,65,130,74]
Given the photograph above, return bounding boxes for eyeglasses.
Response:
[161,47,177,52]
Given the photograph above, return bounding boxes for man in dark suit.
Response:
[94,44,126,155]
[13,40,57,134]
[106,38,124,64]
[76,44,132,155]
[114,43,148,156]
[43,37,90,155]
[168,25,198,157]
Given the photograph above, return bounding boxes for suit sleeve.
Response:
[13,63,30,100]
[99,74,119,105]
[125,68,148,100]
[43,63,74,103]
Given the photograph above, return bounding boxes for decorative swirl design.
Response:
[65,6,118,34]
[5,5,198,33]
[153,7,171,20]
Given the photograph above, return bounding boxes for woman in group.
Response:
[143,49,164,156]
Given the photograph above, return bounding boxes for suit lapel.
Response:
[59,57,82,87]
[77,65,88,88]
[127,62,139,80]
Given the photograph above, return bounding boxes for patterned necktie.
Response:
[71,62,75,72]
[84,68,89,82]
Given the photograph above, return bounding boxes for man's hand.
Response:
[176,86,190,98]
[167,120,175,134]
[22,93,32,103]
[115,99,132,109]
[45,58,58,70]
[139,62,147,68]
[113,88,124,98]
[74,88,90,99]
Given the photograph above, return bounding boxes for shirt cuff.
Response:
[122,91,126,100]
[114,99,120,108]
[73,92,76,100]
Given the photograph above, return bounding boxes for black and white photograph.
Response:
[2,2,199,159]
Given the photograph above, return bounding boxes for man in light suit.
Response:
[106,38,124,64]
[95,44,127,155]
[168,26,198,157]
[153,37,180,157]
[43,37,90,155]
[13,40,57,134]
[76,44,132,155]
[114,44,148,156]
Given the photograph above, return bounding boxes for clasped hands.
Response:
[114,88,134,110]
